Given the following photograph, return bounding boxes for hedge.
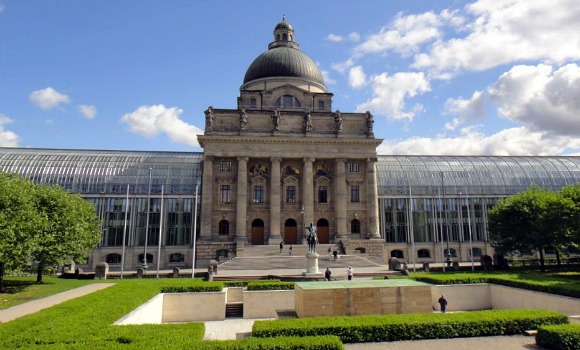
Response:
[252,309,568,343]
[536,324,580,350]
[160,283,224,293]
[247,281,295,291]
[223,279,281,288]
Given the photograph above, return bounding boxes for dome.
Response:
[243,47,325,85]
[275,19,293,31]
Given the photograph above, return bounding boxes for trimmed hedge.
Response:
[536,324,580,350]
[247,281,295,291]
[160,283,224,293]
[252,309,568,343]
[223,279,281,288]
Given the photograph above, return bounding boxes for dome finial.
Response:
[282,14,286,21]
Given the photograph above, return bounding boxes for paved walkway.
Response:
[0,283,115,323]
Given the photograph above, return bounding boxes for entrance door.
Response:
[284,219,298,244]
[251,219,265,245]
[317,218,329,244]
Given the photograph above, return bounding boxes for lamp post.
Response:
[142,167,152,270]
[441,172,452,267]
[191,181,200,278]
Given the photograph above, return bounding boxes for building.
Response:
[1,18,580,270]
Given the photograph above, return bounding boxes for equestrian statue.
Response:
[305,222,318,253]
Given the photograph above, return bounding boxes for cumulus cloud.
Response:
[378,126,580,156]
[412,0,580,76]
[77,104,97,119]
[348,32,360,41]
[356,72,430,121]
[327,33,343,42]
[488,64,580,136]
[321,70,336,85]
[29,87,71,110]
[120,105,203,148]
[0,114,19,147]
[331,58,355,74]
[443,91,485,129]
[348,66,366,89]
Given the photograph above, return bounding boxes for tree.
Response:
[30,183,102,283]
[557,183,580,247]
[0,174,39,292]
[488,186,574,272]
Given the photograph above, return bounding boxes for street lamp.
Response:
[142,167,152,269]
[191,181,200,278]
[441,172,452,267]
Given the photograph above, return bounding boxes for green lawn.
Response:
[0,277,102,309]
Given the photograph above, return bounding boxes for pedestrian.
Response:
[289,245,292,256]
[347,266,353,280]
[438,294,447,313]
[327,246,332,257]
[279,241,284,253]
[333,250,338,261]
[325,267,331,281]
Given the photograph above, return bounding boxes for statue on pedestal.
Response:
[305,222,318,253]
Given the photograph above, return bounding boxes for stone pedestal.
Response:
[302,252,321,276]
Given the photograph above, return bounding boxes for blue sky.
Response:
[1,0,579,155]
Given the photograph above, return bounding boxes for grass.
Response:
[0,276,103,309]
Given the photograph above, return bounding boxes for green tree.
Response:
[558,183,580,246]
[0,174,39,292]
[30,183,102,283]
[488,186,574,271]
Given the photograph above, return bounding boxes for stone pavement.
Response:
[0,283,115,323]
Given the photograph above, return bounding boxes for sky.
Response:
[1,0,580,156]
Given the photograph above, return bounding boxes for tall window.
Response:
[286,185,296,203]
[219,220,229,235]
[318,101,324,110]
[253,185,264,203]
[348,162,360,172]
[219,160,232,171]
[220,185,230,203]
[351,219,360,234]
[318,186,328,203]
[350,185,360,203]
[250,98,257,108]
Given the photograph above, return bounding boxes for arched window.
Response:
[219,220,229,235]
[282,33,288,41]
[418,249,430,258]
[137,253,153,264]
[351,219,361,234]
[169,253,184,263]
[444,248,457,258]
[391,250,404,259]
[106,253,122,264]
[354,247,366,254]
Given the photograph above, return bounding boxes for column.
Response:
[367,158,381,239]
[199,156,213,239]
[302,157,314,237]
[269,157,282,243]
[236,157,249,242]
[335,158,347,238]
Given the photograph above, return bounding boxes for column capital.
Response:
[237,156,249,162]
[303,157,315,163]
[336,158,347,164]
[366,157,378,163]
[270,156,283,163]
[204,155,214,162]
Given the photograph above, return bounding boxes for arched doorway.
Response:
[251,219,265,245]
[284,219,298,244]
[316,218,329,244]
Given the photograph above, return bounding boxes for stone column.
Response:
[367,158,381,239]
[335,158,347,238]
[269,157,282,244]
[236,157,249,242]
[302,157,315,239]
[200,156,213,239]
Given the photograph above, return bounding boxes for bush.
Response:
[222,279,281,288]
[252,309,568,343]
[247,281,295,291]
[536,324,580,350]
[161,283,223,293]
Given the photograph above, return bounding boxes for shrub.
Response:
[161,283,223,293]
[247,281,295,291]
[536,324,580,350]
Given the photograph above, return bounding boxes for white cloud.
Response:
[331,58,355,74]
[354,11,444,57]
[378,126,580,156]
[0,4,5,14]
[0,114,19,147]
[77,105,97,119]
[443,90,485,129]
[120,104,203,148]
[327,33,343,42]
[321,70,336,85]
[348,66,366,89]
[348,32,360,41]
[412,0,580,76]
[356,71,430,121]
[29,87,71,110]
[488,64,580,136]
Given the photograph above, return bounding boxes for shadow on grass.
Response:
[1,280,53,295]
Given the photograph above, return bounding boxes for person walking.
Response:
[325,267,332,281]
[279,241,284,253]
[438,294,448,313]
[289,245,292,256]
[333,250,338,261]
[347,266,353,281]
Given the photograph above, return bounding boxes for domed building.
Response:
[1,18,580,272]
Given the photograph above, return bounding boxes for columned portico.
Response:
[236,156,249,242]
[269,157,282,243]
[335,158,347,238]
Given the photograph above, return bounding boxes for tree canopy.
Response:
[0,173,102,290]
[488,184,579,271]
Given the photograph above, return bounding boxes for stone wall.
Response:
[343,240,385,257]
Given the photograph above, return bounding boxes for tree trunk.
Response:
[0,262,5,293]
[36,263,43,284]
[539,248,546,272]
[555,248,561,267]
